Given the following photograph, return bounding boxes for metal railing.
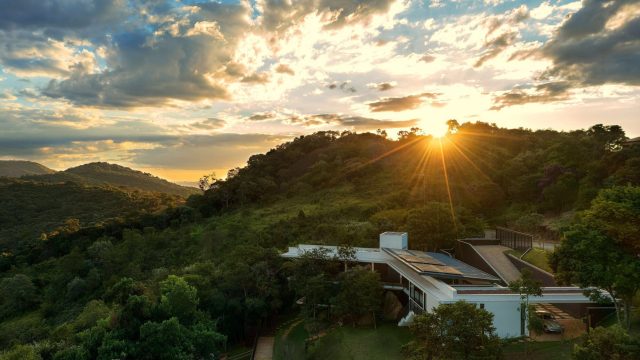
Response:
[496,227,533,251]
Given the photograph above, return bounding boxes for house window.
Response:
[478,303,485,309]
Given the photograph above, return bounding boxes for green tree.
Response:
[159,275,199,324]
[404,301,502,360]
[288,248,336,318]
[138,318,191,360]
[0,344,41,360]
[572,325,640,360]
[551,186,640,329]
[336,244,356,272]
[333,266,382,327]
[406,203,457,251]
[0,274,38,317]
[508,269,542,336]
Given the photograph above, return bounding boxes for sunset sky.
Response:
[1,0,639,182]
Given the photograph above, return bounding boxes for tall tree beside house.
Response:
[403,301,502,360]
[508,268,543,336]
[332,266,382,328]
[550,186,640,329]
[286,247,336,319]
[336,244,357,272]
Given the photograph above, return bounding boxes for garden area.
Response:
[273,320,411,360]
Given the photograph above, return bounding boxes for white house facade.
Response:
[282,232,597,338]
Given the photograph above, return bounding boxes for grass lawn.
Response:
[503,340,577,360]
[273,320,309,360]
[306,323,412,360]
[506,248,553,273]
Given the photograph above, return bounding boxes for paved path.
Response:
[253,337,274,360]
[473,245,521,284]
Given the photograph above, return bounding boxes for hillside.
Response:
[0,178,184,254]
[0,123,639,357]
[24,162,199,197]
[0,160,55,177]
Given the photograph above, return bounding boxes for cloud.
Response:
[275,64,295,75]
[0,31,98,78]
[21,0,403,108]
[492,0,640,109]
[258,0,399,32]
[474,31,518,67]
[0,0,126,31]
[328,81,357,93]
[368,82,395,91]
[248,112,276,121]
[288,113,418,129]
[241,72,270,84]
[132,133,289,170]
[368,92,439,112]
[189,118,227,130]
[420,54,436,63]
[491,81,572,110]
[539,0,640,87]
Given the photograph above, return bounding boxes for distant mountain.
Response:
[24,162,199,197]
[0,160,55,177]
[0,177,183,252]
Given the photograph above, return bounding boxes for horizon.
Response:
[1,0,639,182]
[0,122,637,184]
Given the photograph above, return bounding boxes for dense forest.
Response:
[0,122,639,359]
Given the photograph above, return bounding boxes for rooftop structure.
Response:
[282,231,602,338]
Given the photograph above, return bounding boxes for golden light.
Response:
[426,120,449,138]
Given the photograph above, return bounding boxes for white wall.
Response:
[483,301,523,338]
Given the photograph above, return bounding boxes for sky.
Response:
[0,0,639,183]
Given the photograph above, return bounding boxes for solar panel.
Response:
[399,254,445,266]
[413,263,462,275]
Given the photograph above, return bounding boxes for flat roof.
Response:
[283,244,500,282]
[384,248,501,282]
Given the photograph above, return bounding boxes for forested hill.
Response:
[0,178,184,253]
[0,160,55,177]
[1,122,639,358]
[23,162,199,197]
[193,122,639,229]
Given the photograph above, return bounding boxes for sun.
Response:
[429,121,449,139]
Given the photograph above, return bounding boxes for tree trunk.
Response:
[623,298,632,330]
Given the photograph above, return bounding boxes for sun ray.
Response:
[437,138,458,235]
[444,137,495,184]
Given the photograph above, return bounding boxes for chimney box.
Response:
[379,232,408,249]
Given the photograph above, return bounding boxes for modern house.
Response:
[283,231,605,338]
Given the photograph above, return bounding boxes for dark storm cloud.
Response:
[37,1,251,107]
[368,92,439,112]
[0,0,126,31]
[539,0,640,86]
[494,0,640,109]
[15,0,398,108]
